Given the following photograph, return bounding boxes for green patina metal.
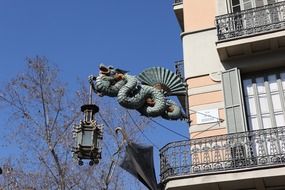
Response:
[92,64,186,120]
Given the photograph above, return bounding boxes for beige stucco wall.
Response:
[186,75,226,139]
[187,75,219,88]
[183,29,224,79]
[181,0,227,139]
[189,91,223,107]
[184,0,216,32]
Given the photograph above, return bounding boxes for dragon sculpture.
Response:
[90,64,186,120]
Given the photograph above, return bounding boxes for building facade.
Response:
[160,0,285,189]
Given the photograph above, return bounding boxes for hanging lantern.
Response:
[72,81,103,166]
[73,104,103,165]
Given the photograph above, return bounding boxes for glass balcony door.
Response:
[243,71,285,131]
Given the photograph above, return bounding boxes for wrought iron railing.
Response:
[216,1,285,41]
[160,126,285,182]
[174,0,183,5]
[175,60,184,81]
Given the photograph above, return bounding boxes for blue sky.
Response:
[0,0,188,181]
[0,0,183,80]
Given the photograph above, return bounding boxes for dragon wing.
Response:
[137,67,186,96]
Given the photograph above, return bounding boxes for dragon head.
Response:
[99,64,128,76]
[94,64,128,97]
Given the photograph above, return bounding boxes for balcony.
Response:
[160,126,285,189]
[174,0,183,5]
[173,0,184,32]
[216,1,285,41]
[174,60,187,112]
[216,1,285,61]
[175,60,184,81]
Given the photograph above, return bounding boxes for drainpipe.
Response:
[185,82,191,125]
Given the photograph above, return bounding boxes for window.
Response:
[232,0,242,13]
[222,69,285,162]
[243,71,285,130]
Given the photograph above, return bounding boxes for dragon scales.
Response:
[91,64,186,120]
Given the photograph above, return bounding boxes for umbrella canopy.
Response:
[120,143,158,190]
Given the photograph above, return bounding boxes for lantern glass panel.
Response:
[96,136,101,149]
[85,110,93,122]
[76,131,82,146]
[82,130,93,146]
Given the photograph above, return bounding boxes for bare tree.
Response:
[0,56,150,190]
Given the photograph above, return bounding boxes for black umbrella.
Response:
[120,143,158,190]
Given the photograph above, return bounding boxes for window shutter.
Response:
[222,68,247,133]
